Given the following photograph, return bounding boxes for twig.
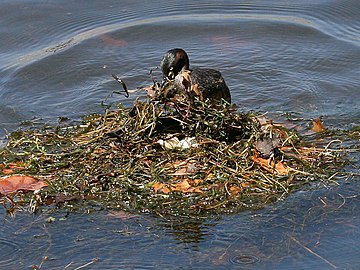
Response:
[73,258,99,270]
[112,74,129,98]
[287,234,338,269]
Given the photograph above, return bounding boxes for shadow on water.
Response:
[0,0,360,269]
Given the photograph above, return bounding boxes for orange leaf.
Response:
[172,167,188,176]
[229,186,242,195]
[172,179,203,193]
[152,182,171,194]
[152,182,166,192]
[172,179,191,191]
[2,169,15,175]
[1,162,25,175]
[273,161,289,175]
[251,156,289,175]
[193,179,204,185]
[0,175,48,195]
[311,118,326,133]
[180,70,192,90]
[191,83,203,100]
[161,187,172,194]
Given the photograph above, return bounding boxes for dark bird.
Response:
[160,48,231,103]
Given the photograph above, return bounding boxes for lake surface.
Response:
[0,0,359,269]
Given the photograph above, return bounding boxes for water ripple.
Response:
[0,13,346,71]
[230,254,259,265]
[0,238,21,266]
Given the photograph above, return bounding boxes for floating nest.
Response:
[0,80,356,216]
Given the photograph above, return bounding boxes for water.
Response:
[0,0,359,269]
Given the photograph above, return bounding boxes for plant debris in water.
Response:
[0,79,356,216]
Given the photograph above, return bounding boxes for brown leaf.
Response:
[0,175,48,195]
[180,70,192,90]
[161,187,172,194]
[192,179,204,185]
[273,161,289,175]
[251,155,289,175]
[204,173,215,181]
[172,179,191,191]
[172,167,188,176]
[311,118,326,133]
[152,179,203,194]
[229,186,242,195]
[152,182,166,192]
[191,84,203,100]
[241,182,251,188]
[1,162,25,175]
[171,161,199,175]
[152,182,171,194]
[2,169,15,175]
[172,179,203,193]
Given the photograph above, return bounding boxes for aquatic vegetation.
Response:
[0,82,356,216]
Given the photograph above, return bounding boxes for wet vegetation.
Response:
[0,81,358,217]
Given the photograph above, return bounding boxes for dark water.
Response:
[0,0,359,269]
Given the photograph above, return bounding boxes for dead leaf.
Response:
[191,84,203,100]
[192,179,204,185]
[172,167,188,176]
[311,118,326,133]
[152,182,166,192]
[0,175,48,195]
[229,186,242,195]
[205,173,215,181]
[241,182,251,188]
[172,179,203,193]
[172,179,191,191]
[152,179,203,194]
[161,187,171,194]
[171,161,199,176]
[2,169,15,175]
[1,162,25,175]
[180,70,192,90]
[273,161,289,175]
[251,155,289,175]
[152,182,171,194]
